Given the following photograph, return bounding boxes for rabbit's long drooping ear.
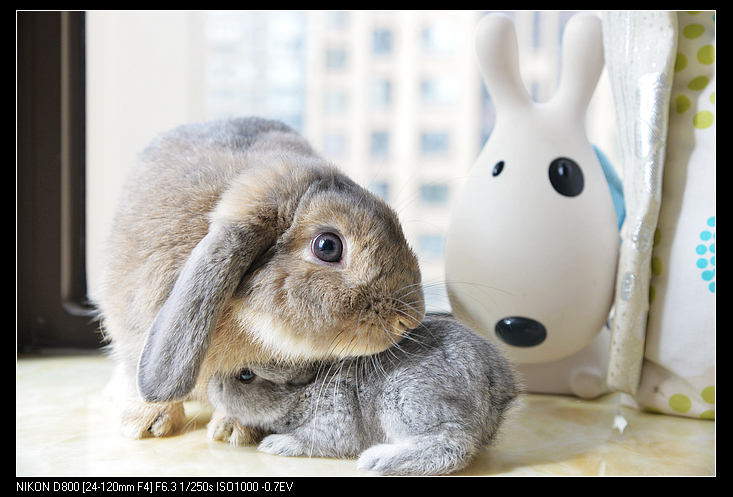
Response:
[551,13,604,121]
[137,222,275,402]
[474,13,532,116]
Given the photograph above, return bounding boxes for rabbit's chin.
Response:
[231,307,408,362]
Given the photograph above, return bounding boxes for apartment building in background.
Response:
[300,11,484,310]
[89,11,612,311]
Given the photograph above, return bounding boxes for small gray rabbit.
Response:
[208,314,521,476]
[94,117,425,441]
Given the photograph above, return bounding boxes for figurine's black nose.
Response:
[495,317,546,347]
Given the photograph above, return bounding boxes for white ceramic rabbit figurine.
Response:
[445,13,619,398]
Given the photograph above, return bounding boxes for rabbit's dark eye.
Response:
[311,232,344,263]
[548,157,584,197]
[492,161,505,177]
[238,369,256,383]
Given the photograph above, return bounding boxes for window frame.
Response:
[17,11,100,351]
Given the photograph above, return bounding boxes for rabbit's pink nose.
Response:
[495,316,546,347]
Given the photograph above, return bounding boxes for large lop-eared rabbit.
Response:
[96,117,425,441]
[208,314,521,475]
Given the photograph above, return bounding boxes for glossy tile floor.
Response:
[17,352,715,477]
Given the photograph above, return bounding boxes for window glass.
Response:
[371,79,392,108]
[421,77,459,106]
[369,181,390,201]
[422,21,459,53]
[419,234,446,259]
[373,28,392,55]
[421,184,450,204]
[421,132,450,154]
[325,48,347,69]
[87,10,617,313]
[371,131,390,157]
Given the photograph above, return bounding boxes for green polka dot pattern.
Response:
[641,12,715,421]
[674,13,715,129]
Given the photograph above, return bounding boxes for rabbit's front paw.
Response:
[357,443,412,475]
[119,401,185,439]
[207,411,263,446]
[258,434,308,457]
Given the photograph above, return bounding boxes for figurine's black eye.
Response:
[311,232,343,263]
[239,369,256,383]
[492,161,505,177]
[548,157,584,197]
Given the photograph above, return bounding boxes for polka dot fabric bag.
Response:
[636,11,715,420]
[604,11,715,420]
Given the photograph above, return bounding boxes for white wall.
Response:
[85,11,206,298]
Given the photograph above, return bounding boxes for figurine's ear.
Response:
[551,14,604,121]
[474,13,533,116]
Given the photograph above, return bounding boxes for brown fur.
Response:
[95,118,424,440]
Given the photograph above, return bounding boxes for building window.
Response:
[369,181,390,201]
[325,48,347,69]
[420,183,450,204]
[371,131,390,158]
[371,79,392,108]
[421,77,459,106]
[422,21,459,54]
[325,11,348,29]
[418,234,446,259]
[421,132,450,154]
[373,28,392,55]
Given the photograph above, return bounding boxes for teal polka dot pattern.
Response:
[697,216,715,292]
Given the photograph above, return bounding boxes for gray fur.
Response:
[208,314,521,476]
